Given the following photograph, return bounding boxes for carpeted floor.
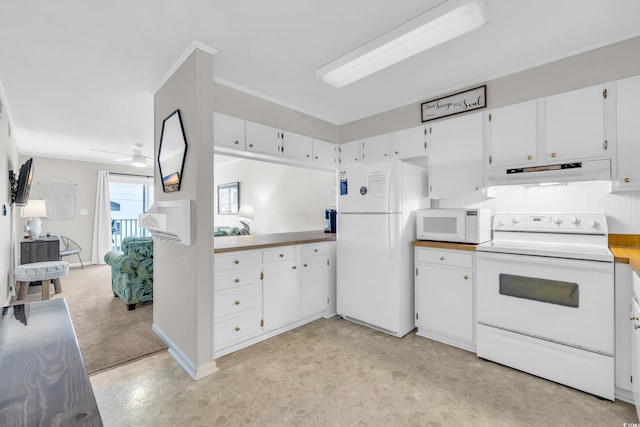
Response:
[14,264,167,374]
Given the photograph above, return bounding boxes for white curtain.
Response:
[92,170,112,264]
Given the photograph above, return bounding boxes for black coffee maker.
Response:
[324,209,337,233]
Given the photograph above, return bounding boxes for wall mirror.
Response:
[158,109,188,192]
[218,182,239,214]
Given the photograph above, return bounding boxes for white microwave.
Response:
[416,208,491,244]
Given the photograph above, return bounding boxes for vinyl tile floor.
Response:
[90,317,637,426]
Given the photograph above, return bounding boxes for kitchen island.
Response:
[213,230,336,358]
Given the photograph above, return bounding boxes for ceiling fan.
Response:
[91,143,153,167]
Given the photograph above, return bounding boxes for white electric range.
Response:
[476,212,614,400]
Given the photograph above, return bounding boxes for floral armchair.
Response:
[104,236,153,310]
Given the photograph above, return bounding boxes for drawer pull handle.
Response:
[234,300,240,306]
[292,266,297,269]
[303,263,308,267]
[624,178,631,183]
[464,275,469,280]
[631,316,639,321]
[527,155,532,160]
[234,140,239,145]
[234,260,240,264]
[235,327,240,332]
[314,249,318,252]
[279,253,284,258]
[636,324,640,330]
[440,256,445,261]
[234,278,240,283]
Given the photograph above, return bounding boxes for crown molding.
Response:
[152,40,218,94]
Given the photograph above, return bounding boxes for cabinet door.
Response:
[300,256,328,317]
[616,75,640,189]
[428,112,484,198]
[213,113,245,149]
[312,138,336,169]
[545,84,607,161]
[337,140,361,167]
[282,130,312,162]
[361,134,390,162]
[262,261,299,331]
[487,100,537,167]
[245,121,281,156]
[632,296,640,419]
[390,125,426,158]
[416,264,473,341]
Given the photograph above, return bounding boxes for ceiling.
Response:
[1,0,639,166]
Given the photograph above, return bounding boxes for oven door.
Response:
[477,251,614,355]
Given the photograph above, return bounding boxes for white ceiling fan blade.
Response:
[91,148,130,157]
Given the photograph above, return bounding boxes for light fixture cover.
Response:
[238,203,255,221]
[132,154,147,167]
[21,199,47,218]
[317,0,489,88]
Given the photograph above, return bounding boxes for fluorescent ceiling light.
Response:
[316,0,489,88]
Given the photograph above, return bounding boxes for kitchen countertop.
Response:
[214,231,336,253]
[411,240,479,251]
[609,234,640,276]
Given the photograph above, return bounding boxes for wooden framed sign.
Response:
[421,85,487,122]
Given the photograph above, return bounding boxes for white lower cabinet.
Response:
[300,243,330,317]
[213,241,335,358]
[615,263,633,401]
[414,247,475,352]
[262,247,300,331]
[632,271,640,419]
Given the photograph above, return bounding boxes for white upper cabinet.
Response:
[281,130,312,162]
[245,120,281,156]
[615,75,640,190]
[427,112,484,198]
[545,84,609,162]
[390,125,427,158]
[338,140,361,167]
[486,100,538,168]
[214,112,245,150]
[312,138,336,169]
[361,134,390,162]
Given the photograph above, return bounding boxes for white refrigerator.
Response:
[336,159,428,337]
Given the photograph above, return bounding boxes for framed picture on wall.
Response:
[218,182,239,214]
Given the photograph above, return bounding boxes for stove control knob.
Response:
[588,219,600,228]
[498,219,507,227]
[553,217,563,225]
[571,216,581,225]
[511,217,520,224]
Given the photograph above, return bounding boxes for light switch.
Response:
[80,209,88,216]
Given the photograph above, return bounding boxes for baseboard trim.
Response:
[152,323,218,381]
[615,387,634,404]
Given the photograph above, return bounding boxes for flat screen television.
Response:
[13,158,34,206]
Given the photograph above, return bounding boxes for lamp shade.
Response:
[21,199,47,218]
[237,203,255,221]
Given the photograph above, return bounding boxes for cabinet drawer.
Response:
[300,243,330,258]
[416,249,473,269]
[214,310,262,348]
[214,268,261,291]
[263,246,296,263]
[215,250,261,271]
[215,284,261,319]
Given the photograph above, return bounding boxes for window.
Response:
[109,174,154,250]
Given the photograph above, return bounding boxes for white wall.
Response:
[437,182,640,234]
[213,155,335,234]
[0,91,20,305]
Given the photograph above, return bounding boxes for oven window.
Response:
[499,274,579,308]
[423,217,457,234]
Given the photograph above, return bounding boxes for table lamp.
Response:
[238,203,255,234]
[21,199,47,240]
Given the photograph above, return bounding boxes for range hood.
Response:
[487,159,611,186]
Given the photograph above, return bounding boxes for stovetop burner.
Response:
[477,212,612,262]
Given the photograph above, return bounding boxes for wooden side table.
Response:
[20,237,60,265]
